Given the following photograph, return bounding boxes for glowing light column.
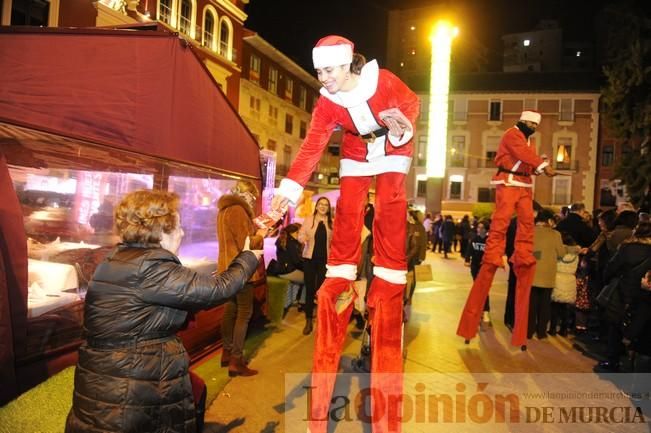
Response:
[427,22,458,178]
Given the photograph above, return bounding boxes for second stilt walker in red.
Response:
[272,35,419,433]
[457,110,556,348]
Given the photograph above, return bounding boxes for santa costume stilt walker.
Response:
[457,110,556,349]
[272,36,419,433]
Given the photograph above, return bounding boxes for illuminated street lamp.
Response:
[426,21,458,178]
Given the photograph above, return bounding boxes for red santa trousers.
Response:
[457,185,536,347]
[309,173,406,433]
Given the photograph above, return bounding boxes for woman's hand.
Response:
[642,272,651,291]
[382,115,405,137]
[242,236,263,261]
[379,108,410,138]
[255,228,269,239]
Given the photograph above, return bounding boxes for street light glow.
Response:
[426,21,458,178]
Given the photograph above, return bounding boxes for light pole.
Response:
[426,21,458,179]
[425,21,458,214]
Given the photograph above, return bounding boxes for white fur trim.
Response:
[387,127,413,147]
[319,60,379,108]
[520,110,541,124]
[339,155,412,177]
[490,179,534,188]
[535,160,549,175]
[312,44,353,69]
[276,178,304,205]
[374,266,407,284]
[325,264,357,281]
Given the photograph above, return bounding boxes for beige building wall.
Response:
[411,92,600,216]
[239,34,340,191]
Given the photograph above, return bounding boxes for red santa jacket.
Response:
[490,126,548,188]
[277,61,419,204]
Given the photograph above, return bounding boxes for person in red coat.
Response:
[457,110,556,349]
[272,35,419,433]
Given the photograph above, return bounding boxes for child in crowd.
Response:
[550,233,580,336]
[574,256,591,333]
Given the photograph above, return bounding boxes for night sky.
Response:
[244,0,614,73]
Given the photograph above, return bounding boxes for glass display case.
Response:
[2,123,265,376]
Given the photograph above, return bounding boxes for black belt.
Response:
[498,166,530,177]
[86,333,175,350]
[356,127,389,142]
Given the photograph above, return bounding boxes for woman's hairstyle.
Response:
[277,223,301,250]
[535,208,556,223]
[477,219,490,231]
[614,210,638,229]
[598,209,617,231]
[312,197,333,229]
[350,53,366,75]
[410,210,424,224]
[114,190,179,244]
[232,180,260,199]
[633,220,651,238]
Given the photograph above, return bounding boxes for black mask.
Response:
[516,121,535,138]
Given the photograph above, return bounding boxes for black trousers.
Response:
[504,265,517,327]
[528,286,552,339]
[549,301,570,333]
[303,258,326,319]
[606,322,625,364]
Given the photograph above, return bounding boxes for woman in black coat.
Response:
[596,220,651,372]
[275,223,305,282]
[65,190,261,433]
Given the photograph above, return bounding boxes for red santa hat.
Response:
[312,35,354,69]
[520,110,541,124]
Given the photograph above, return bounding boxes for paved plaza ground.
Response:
[201,250,650,433]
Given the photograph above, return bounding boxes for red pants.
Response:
[309,173,406,433]
[457,185,536,347]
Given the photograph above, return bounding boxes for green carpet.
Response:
[0,327,274,433]
[0,366,75,433]
[265,276,290,324]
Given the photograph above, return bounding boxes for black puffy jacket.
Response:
[65,244,259,433]
[275,236,304,274]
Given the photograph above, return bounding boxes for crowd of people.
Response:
[59,30,651,433]
[64,184,650,432]
[424,202,651,375]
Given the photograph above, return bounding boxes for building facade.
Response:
[239,31,341,196]
[594,113,630,209]
[143,0,248,105]
[502,20,594,73]
[385,3,490,87]
[410,82,601,216]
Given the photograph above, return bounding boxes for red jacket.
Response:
[277,61,419,204]
[491,126,548,188]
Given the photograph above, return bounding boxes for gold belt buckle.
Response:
[363,131,376,143]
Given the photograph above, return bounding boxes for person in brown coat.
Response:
[217,180,266,376]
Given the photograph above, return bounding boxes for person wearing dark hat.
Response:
[458,110,556,349]
[271,35,419,433]
[555,202,597,248]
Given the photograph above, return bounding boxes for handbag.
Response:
[266,258,281,276]
[597,256,651,323]
[596,275,625,323]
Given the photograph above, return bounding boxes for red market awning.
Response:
[0,27,261,180]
